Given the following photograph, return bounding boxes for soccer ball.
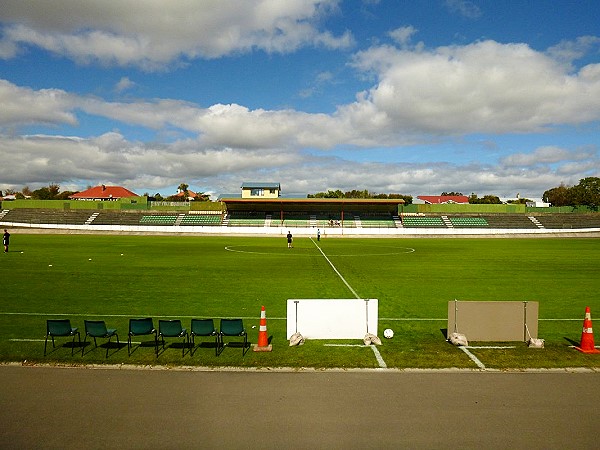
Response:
[383,328,394,339]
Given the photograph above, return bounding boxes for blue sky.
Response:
[1,0,599,199]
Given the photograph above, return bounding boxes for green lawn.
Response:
[1,234,599,369]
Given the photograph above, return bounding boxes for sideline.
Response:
[310,237,387,368]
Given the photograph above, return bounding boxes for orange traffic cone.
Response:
[253,305,272,352]
[575,306,600,354]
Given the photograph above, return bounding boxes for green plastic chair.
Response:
[190,319,218,356]
[157,319,189,357]
[44,319,80,356]
[83,320,119,358]
[219,319,248,356]
[128,318,157,356]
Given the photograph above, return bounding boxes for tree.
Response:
[542,184,572,206]
[441,192,463,196]
[31,183,61,200]
[572,177,600,210]
[469,194,501,204]
[542,177,600,209]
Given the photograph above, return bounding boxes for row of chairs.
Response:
[44,318,248,358]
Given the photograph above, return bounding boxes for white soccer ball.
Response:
[383,328,394,339]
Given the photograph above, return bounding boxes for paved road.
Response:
[1,365,599,449]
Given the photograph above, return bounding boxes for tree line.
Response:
[0,182,211,202]
[307,189,413,204]
[3,177,599,208]
[306,177,600,209]
[542,177,600,209]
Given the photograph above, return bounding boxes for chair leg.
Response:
[44,335,49,356]
[112,333,119,358]
[76,332,81,356]
[127,335,132,356]
[82,334,88,356]
[105,336,111,358]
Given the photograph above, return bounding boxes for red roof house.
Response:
[417,195,469,204]
[69,185,138,200]
[172,189,199,201]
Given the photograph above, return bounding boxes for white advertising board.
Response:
[287,299,378,339]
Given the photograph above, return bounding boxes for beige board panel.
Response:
[447,301,538,341]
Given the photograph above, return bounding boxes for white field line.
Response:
[310,239,387,368]
[310,237,361,300]
[0,312,286,320]
[0,312,584,322]
[323,343,387,368]
[10,338,144,344]
[465,346,516,349]
[370,345,387,368]
[460,346,486,370]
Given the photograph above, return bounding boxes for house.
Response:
[172,189,201,201]
[69,185,139,201]
[241,182,281,199]
[415,195,470,204]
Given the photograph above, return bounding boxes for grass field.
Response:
[1,233,599,369]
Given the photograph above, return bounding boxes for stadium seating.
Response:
[449,217,489,227]
[533,214,600,229]
[401,216,446,227]
[2,208,94,225]
[355,213,397,228]
[3,207,600,231]
[227,211,266,226]
[179,214,222,226]
[139,215,178,225]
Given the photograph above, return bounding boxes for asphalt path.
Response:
[1,365,599,449]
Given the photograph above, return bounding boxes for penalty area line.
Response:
[323,343,387,368]
[459,346,486,370]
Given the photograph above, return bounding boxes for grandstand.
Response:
[2,199,600,236]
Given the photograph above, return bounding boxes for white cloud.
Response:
[114,77,136,93]
[388,26,417,47]
[500,146,595,167]
[546,36,600,70]
[2,35,600,152]
[0,80,77,127]
[445,0,482,19]
[1,130,597,199]
[347,40,600,136]
[0,0,353,68]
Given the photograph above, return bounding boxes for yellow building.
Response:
[241,182,281,199]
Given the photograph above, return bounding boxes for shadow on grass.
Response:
[81,341,126,358]
[156,340,190,358]
[127,340,158,357]
[563,337,580,347]
[218,340,250,356]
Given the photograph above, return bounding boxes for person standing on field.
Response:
[317,229,321,241]
[3,229,9,253]
[287,231,293,248]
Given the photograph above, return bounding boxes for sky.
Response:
[1,0,599,200]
